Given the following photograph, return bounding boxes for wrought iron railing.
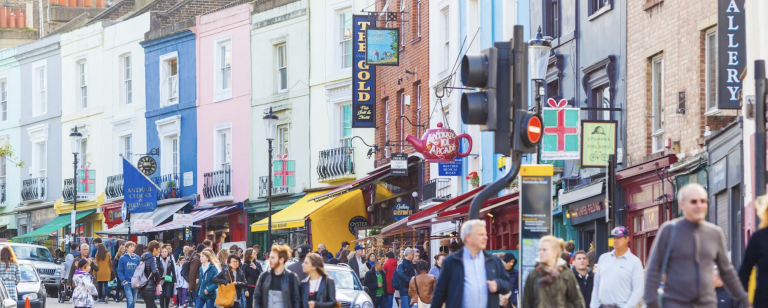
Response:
[105,174,124,200]
[258,176,294,198]
[62,178,75,201]
[153,173,180,200]
[317,147,355,182]
[0,183,6,205]
[203,165,231,199]
[21,177,46,202]
[422,178,451,203]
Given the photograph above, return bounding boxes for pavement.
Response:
[46,295,154,308]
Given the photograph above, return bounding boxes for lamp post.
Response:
[528,26,553,113]
[262,107,278,249]
[69,127,82,242]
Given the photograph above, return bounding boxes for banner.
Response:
[352,15,376,128]
[132,219,152,231]
[518,165,553,298]
[77,169,97,198]
[273,155,295,187]
[541,98,580,160]
[366,28,400,66]
[580,120,617,167]
[173,214,193,227]
[438,157,463,176]
[123,157,159,214]
[718,0,746,109]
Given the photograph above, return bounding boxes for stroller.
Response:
[58,279,71,303]
[107,278,125,302]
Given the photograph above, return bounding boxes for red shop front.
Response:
[617,154,677,265]
[102,201,124,229]
[436,192,520,250]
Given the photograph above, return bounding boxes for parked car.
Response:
[0,280,18,308]
[16,261,45,308]
[284,261,373,308]
[0,244,59,297]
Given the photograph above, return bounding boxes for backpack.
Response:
[130,260,149,289]
[391,264,402,290]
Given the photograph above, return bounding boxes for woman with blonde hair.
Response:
[195,251,219,308]
[300,253,337,308]
[216,249,229,271]
[521,235,584,308]
[0,246,20,300]
[739,194,768,306]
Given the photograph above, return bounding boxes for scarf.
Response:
[368,260,375,267]
[534,262,562,286]
[74,269,89,276]
[161,257,170,275]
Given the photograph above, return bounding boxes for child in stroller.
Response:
[107,278,124,302]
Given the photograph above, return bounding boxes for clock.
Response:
[137,156,157,176]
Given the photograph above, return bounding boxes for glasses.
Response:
[688,198,708,205]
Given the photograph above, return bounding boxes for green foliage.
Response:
[0,143,24,168]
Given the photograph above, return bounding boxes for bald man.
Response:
[67,243,99,287]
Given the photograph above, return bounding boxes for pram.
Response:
[58,279,71,303]
[107,278,125,302]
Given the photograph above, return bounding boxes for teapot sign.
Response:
[405,123,472,163]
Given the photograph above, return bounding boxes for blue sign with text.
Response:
[123,158,158,214]
[352,15,376,127]
[393,202,413,221]
[439,157,463,176]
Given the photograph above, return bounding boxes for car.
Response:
[0,244,59,298]
[285,261,374,308]
[15,261,45,308]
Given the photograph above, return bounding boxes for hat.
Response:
[295,244,311,257]
[609,226,629,238]
[354,245,364,251]
[503,253,517,264]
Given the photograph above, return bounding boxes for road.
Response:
[45,295,153,308]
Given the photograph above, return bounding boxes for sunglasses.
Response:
[688,198,708,205]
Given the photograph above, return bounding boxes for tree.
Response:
[0,143,24,168]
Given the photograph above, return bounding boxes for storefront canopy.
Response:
[143,204,239,233]
[308,167,391,202]
[251,191,338,232]
[13,210,96,243]
[437,192,519,221]
[407,186,486,226]
[96,200,189,236]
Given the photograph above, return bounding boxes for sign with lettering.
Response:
[718,0,746,109]
[123,158,158,214]
[391,153,408,176]
[438,157,463,176]
[348,216,368,235]
[173,214,193,227]
[132,219,152,231]
[580,120,617,167]
[392,202,412,221]
[571,202,603,218]
[643,206,659,230]
[518,165,553,298]
[108,209,122,222]
[29,208,56,227]
[404,123,472,163]
[352,15,376,128]
[365,28,399,66]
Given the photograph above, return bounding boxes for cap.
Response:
[609,226,630,238]
[503,253,517,263]
[354,245,364,251]
[295,244,311,257]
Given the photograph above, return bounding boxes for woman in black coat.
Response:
[300,254,337,308]
[212,255,247,308]
[159,246,177,308]
[242,249,262,308]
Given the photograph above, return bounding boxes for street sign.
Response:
[173,214,193,227]
[518,165,553,298]
[581,121,617,167]
[391,153,408,176]
[438,157,463,176]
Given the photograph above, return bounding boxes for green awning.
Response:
[12,210,96,243]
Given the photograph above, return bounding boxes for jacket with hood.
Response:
[67,254,99,287]
[197,262,219,300]
[382,258,397,295]
[299,276,337,308]
[117,253,140,285]
[431,248,511,308]
[140,252,162,291]
[572,266,593,307]
[522,258,585,308]
[72,269,98,308]
[253,268,301,308]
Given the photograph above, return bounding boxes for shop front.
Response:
[12,210,97,247]
[617,154,677,265]
[51,193,106,243]
[435,192,520,251]
[0,214,16,241]
[561,182,608,256]
[143,203,244,251]
[15,205,57,240]
[102,201,124,230]
[247,192,305,248]
[97,198,191,243]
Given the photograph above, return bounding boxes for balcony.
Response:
[62,178,86,202]
[152,173,180,200]
[105,174,124,200]
[317,147,355,184]
[0,182,6,206]
[258,176,295,198]
[421,178,451,205]
[21,177,46,203]
[203,165,232,203]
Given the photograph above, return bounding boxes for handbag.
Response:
[215,270,236,307]
[657,222,678,308]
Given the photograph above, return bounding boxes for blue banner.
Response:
[352,15,376,128]
[123,158,158,214]
[392,202,412,221]
[439,157,463,176]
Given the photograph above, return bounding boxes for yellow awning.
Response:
[308,190,366,255]
[251,191,336,232]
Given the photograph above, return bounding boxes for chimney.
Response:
[84,0,91,7]
[18,9,24,28]
[9,10,16,28]
[0,8,6,28]
[95,0,102,7]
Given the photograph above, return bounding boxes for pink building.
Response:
[195,3,251,244]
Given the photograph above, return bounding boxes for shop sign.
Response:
[571,202,603,218]
[108,209,122,222]
[405,122,472,163]
[718,0,746,109]
[541,99,580,161]
[438,157,463,176]
[184,171,193,187]
[366,28,399,66]
[352,15,376,128]
[348,216,368,235]
[123,158,158,214]
[132,219,152,231]
[273,156,295,187]
[29,208,56,226]
[392,202,412,221]
[173,214,193,227]
[518,165,553,296]
[391,153,408,176]
[712,159,727,192]
[137,156,157,176]
[643,207,659,230]
[580,120,617,167]
[77,169,97,198]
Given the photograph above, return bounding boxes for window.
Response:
[399,92,405,152]
[77,60,87,108]
[160,53,179,106]
[165,136,179,174]
[547,80,560,100]
[121,135,132,160]
[216,129,231,169]
[0,80,6,122]
[545,0,559,37]
[341,104,352,147]
[592,85,611,120]
[215,39,232,97]
[277,44,287,92]
[34,142,46,178]
[79,139,88,168]
[416,0,421,37]
[590,0,611,15]
[384,101,389,157]
[415,84,421,135]
[400,0,406,46]
[277,125,289,156]
[32,66,46,116]
[705,29,718,112]
[0,156,6,185]
[123,55,132,105]
[340,11,352,69]
[651,57,664,152]
[442,9,450,71]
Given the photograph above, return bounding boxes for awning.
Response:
[407,186,486,226]
[251,191,337,232]
[558,181,604,206]
[437,192,519,221]
[308,167,391,202]
[96,200,189,235]
[144,204,239,233]
[12,210,96,243]
[380,217,410,236]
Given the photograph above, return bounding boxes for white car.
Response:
[283,261,374,308]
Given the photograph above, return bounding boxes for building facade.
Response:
[0,47,20,239]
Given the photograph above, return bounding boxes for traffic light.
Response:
[513,110,543,153]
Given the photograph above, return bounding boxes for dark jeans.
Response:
[245,286,255,308]
[195,297,215,308]
[140,288,157,308]
[98,281,109,300]
[160,284,174,308]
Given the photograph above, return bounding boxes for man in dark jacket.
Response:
[187,244,205,306]
[67,243,99,287]
[348,245,368,281]
[395,248,416,307]
[503,253,519,308]
[572,250,593,306]
[254,245,300,308]
[714,267,738,308]
[286,244,310,281]
[431,220,511,308]
[364,259,388,308]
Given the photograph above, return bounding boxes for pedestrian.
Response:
[571,250,593,307]
[212,255,246,308]
[394,248,416,308]
[113,245,126,301]
[118,241,141,308]
[315,244,331,261]
[364,259,388,308]
[91,237,102,258]
[253,245,301,308]
[521,235,584,308]
[590,226,643,308]
[138,241,163,308]
[382,251,396,308]
[0,247,20,301]
[586,243,596,270]
[195,251,219,308]
[338,250,350,264]
[175,256,189,308]
[348,245,368,281]
[561,241,575,265]
[286,244,310,282]
[95,243,113,303]
[175,242,185,261]
[739,194,768,306]
[68,243,99,289]
[72,258,99,308]
[366,253,376,270]
[644,183,749,308]
[336,242,349,259]
[299,253,337,308]
[408,261,436,308]
[431,220,511,308]
[136,244,146,256]
[712,266,738,308]
[218,249,230,272]
[165,244,177,264]
[242,248,262,308]
[429,254,444,281]
[502,253,518,308]
[252,246,260,259]
[160,246,178,308]
[187,244,205,308]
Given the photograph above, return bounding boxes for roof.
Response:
[47,12,94,35]
[86,0,137,25]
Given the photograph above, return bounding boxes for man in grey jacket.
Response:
[644,183,749,308]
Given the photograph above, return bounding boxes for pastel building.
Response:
[0,47,20,239]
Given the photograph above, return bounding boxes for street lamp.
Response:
[262,107,278,250]
[69,127,82,243]
[528,26,553,113]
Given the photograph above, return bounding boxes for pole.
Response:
[754,60,767,198]
[127,204,131,241]
[535,80,541,165]
[267,139,273,249]
[71,153,78,243]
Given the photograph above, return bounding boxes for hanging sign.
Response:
[405,122,472,163]
[366,28,400,66]
[77,169,97,198]
[718,0,746,109]
[580,120,617,167]
[137,156,157,176]
[348,216,369,235]
[132,219,153,231]
[392,202,412,221]
[352,15,376,128]
[391,153,408,176]
[541,98,580,160]
[438,157,463,176]
[273,155,296,187]
[173,214,193,227]
[518,165,553,298]
[123,158,159,214]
